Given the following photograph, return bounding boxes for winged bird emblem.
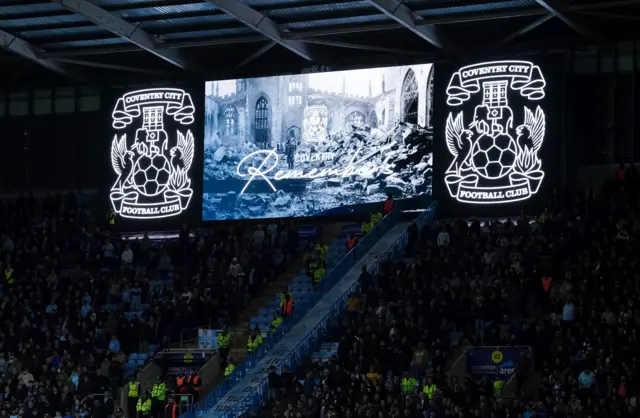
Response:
[445,112,474,174]
[169,130,195,174]
[111,134,135,191]
[516,106,545,154]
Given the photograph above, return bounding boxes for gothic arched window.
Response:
[255,97,269,147]
[223,105,238,136]
[402,69,419,125]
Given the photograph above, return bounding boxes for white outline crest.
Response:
[110,88,196,219]
[444,60,546,205]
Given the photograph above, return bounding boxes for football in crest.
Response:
[132,154,172,196]
[470,133,517,179]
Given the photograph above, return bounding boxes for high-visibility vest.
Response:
[107,210,116,225]
[5,269,13,285]
[247,335,259,352]
[423,384,437,399]
[176,376,187,392]
[225,363,236,376]
[347,237,357,250]
[217,332,230,349]
[128,381,140,398]
[165,404,178,418]
[401,377,416,394]
[188,375,201,391]
[151,383,167,401]
[271,317,283,332]
[542,277,552,292]
[280,291,293,307]
[137,399,152,413]
[312,267,325,284]
[384,199,394,213]
[315,244,328,258]
[282,299,293,315]
[493,380,504,395]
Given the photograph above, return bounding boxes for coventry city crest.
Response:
[109,88,195,219]
[444,60,547,204]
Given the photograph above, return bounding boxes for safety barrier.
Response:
[183,201,437,418]
[182,206,413,417]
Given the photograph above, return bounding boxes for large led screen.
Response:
[203,64,434,220]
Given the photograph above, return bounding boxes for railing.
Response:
[182,206,418,417]
[183,201,437,418]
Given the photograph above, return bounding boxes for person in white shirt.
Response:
[121,244,134,265]
[437,228,450,247]
[228,257,244,278]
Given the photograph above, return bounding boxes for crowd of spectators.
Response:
[0,194,300,417]
[260,166,640,418]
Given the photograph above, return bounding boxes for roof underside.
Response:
[1,0,639,87]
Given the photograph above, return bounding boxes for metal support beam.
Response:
[535,0,600,39]
[364,0,453,50]
[50,0,202,72]
[205,0,314,61]
[300,38,424,56]
[494,14,554,46]
[237,41,277,68]
[49,57,170,75]
[0,29,83,78]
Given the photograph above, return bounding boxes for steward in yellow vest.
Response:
[225,360,236,376]
[127,379,140,418]
[217,326,230,365]
[136,393,152,417]
[151,377,167,416]
[423,383,437,399]
[493,379,504,396]
[247,330,263,353]
[401,374,417,394]
[271,314,283,332]
[280,287,293,308]
[107,209,117,226]
[4,265,13,285]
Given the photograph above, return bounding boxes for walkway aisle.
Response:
[200,222,348,396]
[208,220,410,418]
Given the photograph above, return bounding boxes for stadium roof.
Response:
[1,0,638,86]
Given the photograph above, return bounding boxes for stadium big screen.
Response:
[202,64,435,221]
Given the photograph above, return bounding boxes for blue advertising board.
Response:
[466,347,529,379]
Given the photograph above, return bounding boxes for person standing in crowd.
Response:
[225,357,236,377]
[164,397,179,418]
[346,232,358,251]
[217,326,231,366]
[127,376,141,418]
[188,369,202,402]
[151,376,167,418]
[383,194,394,214]
[136,391,152,418]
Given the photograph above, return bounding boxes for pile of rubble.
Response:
[202,122,433,220]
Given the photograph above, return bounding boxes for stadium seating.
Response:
[206,167,640,418]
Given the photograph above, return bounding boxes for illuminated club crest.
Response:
[302,104,329,143]
[110,88,195,219]
[444,60,546,204]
